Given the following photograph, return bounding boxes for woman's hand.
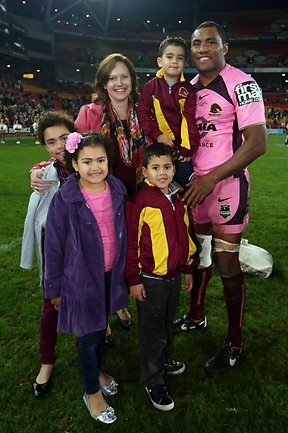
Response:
[183,274,193,292]
[130,284,146,302]
[51,297,61,306]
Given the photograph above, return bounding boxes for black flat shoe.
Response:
[32,378,51,398]
[105,333,114,347]
[116,312,132,330]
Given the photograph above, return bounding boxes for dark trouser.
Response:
[77,330,106,394]
[174,160,194,188]
[137,275,181,387]
[39,297,58,365]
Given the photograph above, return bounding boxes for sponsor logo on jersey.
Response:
[234,81,263,106]
[199,94,209,100]
[220,204,231,218]
[196,116,217,139]
[199,142,213,147]
[209,103,222,115]
[178,86,188,98]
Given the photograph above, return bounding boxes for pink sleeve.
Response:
[75,103,103,133]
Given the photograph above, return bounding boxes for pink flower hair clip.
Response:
[65,132,83,153]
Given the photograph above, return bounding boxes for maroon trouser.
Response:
[39,298,58,365]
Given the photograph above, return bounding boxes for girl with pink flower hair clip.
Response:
[44,132,128,424]
[65,132,83,153]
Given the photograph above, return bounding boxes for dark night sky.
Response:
[5,0,288,32]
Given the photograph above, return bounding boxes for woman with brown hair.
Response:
[76,53,150,338]
[76,53,149,196]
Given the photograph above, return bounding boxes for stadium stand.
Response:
[1,0,287,130]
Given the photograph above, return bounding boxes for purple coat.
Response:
[44,173,128,337]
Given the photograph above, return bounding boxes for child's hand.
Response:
[51,296,61,306]
[157,134,174,146]
[178,155,192,162]
[183,274,193,292]
[30,169,53,194]
[130,284,146,302]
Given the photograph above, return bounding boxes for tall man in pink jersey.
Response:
[173,21,267,373]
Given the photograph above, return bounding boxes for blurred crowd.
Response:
[0,77,287,132]
[0,78,90,130]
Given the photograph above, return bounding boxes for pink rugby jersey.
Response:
[191,63,266,175]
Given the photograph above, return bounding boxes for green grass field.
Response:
[0,134,287,433]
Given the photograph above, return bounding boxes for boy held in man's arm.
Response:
[137,36,199,187]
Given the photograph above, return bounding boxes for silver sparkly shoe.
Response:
[83,393,117,424]
[101,378,118,396]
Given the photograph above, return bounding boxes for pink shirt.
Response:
[191,64,266,175]
[81,183,116,271]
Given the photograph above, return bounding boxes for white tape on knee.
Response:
[196,233,212,268]
[213,238,240,253]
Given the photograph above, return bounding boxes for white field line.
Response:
[0,237,22,251]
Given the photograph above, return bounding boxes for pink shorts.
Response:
[191,171,250,234]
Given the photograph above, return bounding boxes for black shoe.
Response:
[32,378,51,398]
[172,314,207,333]
[116,311,132,329]
[164,359,185,375]
[145,384,174,411]
[104,333,114,347]
[204,341,243,374]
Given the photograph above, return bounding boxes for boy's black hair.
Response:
[192,21,227,44]
[64,132,114,172]
[142,143,174,168]
[158,36,188,59]
[37,111,76,145]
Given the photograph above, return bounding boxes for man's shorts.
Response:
[191,171,250,234]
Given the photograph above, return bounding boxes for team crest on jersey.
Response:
[209,103,222,115]
[234,81,263,106]
[220,204,231,219]
[178,87,188,98]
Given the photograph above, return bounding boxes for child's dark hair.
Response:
[37,111,76,145]
[192,21,227,44]
[143,143,174,168]
[64,132,114,172]
[158,36,188,59]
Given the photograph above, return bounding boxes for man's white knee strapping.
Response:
[213,238,240,254]
[196,234,212,268]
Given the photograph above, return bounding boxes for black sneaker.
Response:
[164,359,185,375]
[172,314,207,333]
[204,341,243,374]
[145,384,174,411]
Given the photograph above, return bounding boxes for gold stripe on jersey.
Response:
[152,95,175,140]
[139,206,169,275]
[183,207,196,263]
[179,98,190,150]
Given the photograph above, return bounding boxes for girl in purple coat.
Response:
[44,132,128,424]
